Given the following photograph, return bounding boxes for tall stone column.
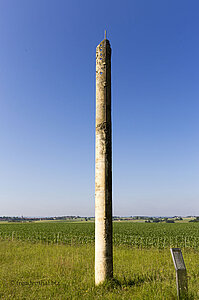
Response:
[95,37,113,285]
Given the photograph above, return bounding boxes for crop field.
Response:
[0,222,199,299]
[0,221,199,249]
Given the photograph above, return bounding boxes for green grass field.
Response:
[0,222,199,299]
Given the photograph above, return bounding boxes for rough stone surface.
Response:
[95,38,113,285]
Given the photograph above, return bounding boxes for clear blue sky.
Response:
[0,0,198,217]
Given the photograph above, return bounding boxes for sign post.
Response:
[170,248,188,299]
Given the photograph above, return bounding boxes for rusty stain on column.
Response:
[95,35,113,285]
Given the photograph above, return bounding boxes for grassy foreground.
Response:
[0,241,199,299]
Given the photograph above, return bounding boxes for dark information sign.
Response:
[170,248,188,299]
[170,248,186,271]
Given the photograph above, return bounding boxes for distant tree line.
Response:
[0,216,92,222]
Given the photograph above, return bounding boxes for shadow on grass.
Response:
[96,273,154,291]
[96,275,195,300]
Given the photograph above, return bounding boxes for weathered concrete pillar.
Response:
[95,37,113,285]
